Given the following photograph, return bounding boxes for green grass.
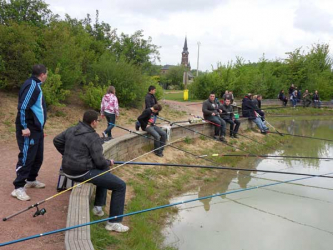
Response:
[265,106,333,116]
[90,131,290,250]
[89,205,120,249]
[162,90,201,102]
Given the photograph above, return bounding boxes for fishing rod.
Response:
[2,137,185,221]
[157,116,270,159]
[196,153,333,161]
[2,171,332,247]
[267,131,333,143]
[109,123,219,161]
[189,114,280,151]
[114,161,333,179]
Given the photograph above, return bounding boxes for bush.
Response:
[42,68,70,106]
[80,80,107,110]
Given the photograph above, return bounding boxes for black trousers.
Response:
[223,118,240,135]
[13,128,44,188]
[73,169,126,223]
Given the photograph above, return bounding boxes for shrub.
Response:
[42,68,70,106]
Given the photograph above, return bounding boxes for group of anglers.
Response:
[278,84,321,108]
[10,64,271,234]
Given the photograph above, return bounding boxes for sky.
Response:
[46,0,333,71]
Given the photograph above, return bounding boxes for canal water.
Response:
[163,117,333,250]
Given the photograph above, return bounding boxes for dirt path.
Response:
[0,98,202,249]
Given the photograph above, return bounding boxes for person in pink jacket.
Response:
[101,86,119,139]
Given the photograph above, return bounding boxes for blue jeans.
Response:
[104,113,115,137]
[292,98,297,107]
[205,115,226,136]
[146,125,166,154]
[252,117,268,131]
[73,169,126,223]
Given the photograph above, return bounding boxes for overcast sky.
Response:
[47,0,333,71]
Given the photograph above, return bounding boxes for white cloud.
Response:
[46,0,333,71]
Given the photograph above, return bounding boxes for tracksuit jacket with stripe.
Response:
[15,76,47,132]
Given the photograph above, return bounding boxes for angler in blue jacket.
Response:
[12,64,48,201]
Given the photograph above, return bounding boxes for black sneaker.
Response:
[260,130,267,135]
[213,136,219,140]
[135,121,140,131]
[233,134,238,138]
[155,152,163,157]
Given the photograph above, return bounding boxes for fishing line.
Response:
[1,172,332,247]
[2,137,185,221]
[113,161,333,179]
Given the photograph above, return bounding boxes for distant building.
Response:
[161,36,194,82]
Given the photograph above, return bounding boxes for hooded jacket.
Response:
[53,121,111,176]
[101,93,119,116]
[145,93,158,109]
[242,96,256,119]
[202,98,221,119]
[15,76,47,132]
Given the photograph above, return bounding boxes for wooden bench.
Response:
[65,183,95,250]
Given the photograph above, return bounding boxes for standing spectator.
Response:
[222,90,232,101]
[53,110,129,232]
[288,84,295,96]
[242,94,269,134]
[312,90,321,108]
[302,89,312,107]
[135,85,158,131]
[12,64,48,201]
[202,92,227,142]
[138,104,166,157]
[278,90,288,106]
[221,99,240,138]
[291,90,298,108]
[229,91,235,104]
[101,86,119,139]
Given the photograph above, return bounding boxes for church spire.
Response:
[182,36,189,54]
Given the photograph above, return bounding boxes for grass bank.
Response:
[264,106,333,116]
[90,128,288,250]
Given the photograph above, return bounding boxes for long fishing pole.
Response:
[113,161,333,179]
[189,114,280,151]
[196,153,333,161]
[109,123,218,161]
[2,171,332,247]
[268,131,333,142]
[2,137,185,221]
[157,116,267,159]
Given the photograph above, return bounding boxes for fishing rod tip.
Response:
[3,218,7,221]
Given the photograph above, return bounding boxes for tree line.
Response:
[190,44,333,100]
[0,0,162,108]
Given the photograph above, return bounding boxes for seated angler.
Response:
[242,94,269,134]
[138,104,166,157]
[312,90,321,108]
[221,98,240,138]
[53,110,129,232]
[302,89,312,107]
[278,90,288,106]
[202,92,227,142]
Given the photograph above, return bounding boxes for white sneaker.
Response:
[105,222,129,232]
[25,180,46,188]
[11,188,31,201]
[92,206,104,217]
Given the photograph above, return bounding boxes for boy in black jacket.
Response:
[138,104,166,157]
[53,110,129,233]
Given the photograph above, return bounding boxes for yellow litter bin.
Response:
[183,89,189,101]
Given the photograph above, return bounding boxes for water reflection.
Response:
[163,118,333,250]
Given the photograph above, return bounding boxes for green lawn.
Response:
[162,90,202,102]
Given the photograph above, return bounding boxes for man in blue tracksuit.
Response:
[12,64,48,201]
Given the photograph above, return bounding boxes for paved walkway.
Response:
[0,100,201,249]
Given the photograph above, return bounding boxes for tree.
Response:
[0,0,57,26]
